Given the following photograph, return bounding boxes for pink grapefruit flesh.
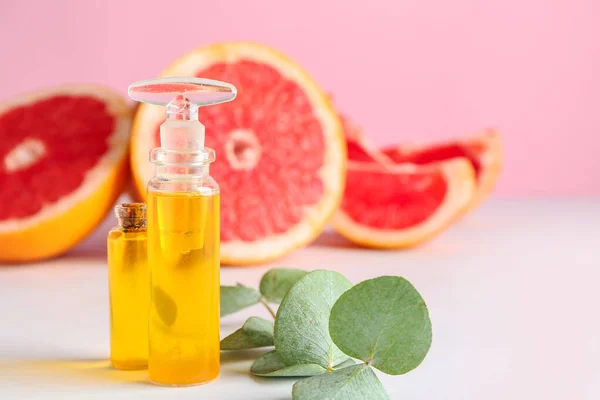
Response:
[341,114,392,164]
[331,160,476,248]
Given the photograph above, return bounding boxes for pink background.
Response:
[1,0,599,196]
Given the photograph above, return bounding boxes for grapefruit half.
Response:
[331,160,476,248]
[383,130,502,209]
[130,42,345,265]
[0,85,132,262]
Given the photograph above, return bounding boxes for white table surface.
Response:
[1,199,599,399]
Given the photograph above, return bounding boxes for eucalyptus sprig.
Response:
[220,268,307,320]
[220,269,433,399]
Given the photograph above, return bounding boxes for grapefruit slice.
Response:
[382,130,502,209]
[0,85,131,262]
[331,159,476,248]
[130,42,345,265]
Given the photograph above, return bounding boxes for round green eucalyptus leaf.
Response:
[329,276,432,375]
[274,270,353,368]
[292,364,389,400]
[260,268,308,303]
[220,285,261,317]
[251,351,326,377]
[220,316,274,350]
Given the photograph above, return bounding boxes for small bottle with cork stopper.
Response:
[107,203,149,370]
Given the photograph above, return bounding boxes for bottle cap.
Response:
[128,77,237,150]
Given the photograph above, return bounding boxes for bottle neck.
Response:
[150,147,216,179]
[154,164,210,178]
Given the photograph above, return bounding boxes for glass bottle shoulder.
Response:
[108,227,147,241]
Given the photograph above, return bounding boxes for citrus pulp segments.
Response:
[384,130,502,210]
[130,42,345,265]
[331,159,476,249]
[0,85,131,262]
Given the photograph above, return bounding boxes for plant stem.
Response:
[259,297,277,319]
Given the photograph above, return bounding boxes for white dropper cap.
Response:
[128,77,237,151]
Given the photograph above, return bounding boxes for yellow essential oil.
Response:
[147,191,220,386]
[107,203,149,370]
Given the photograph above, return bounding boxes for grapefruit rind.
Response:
[331,158,476,249]
[0,85,131,262]
[468,130,502,209]
[130,42,345,265]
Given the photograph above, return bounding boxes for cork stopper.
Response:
[114,203,147,230]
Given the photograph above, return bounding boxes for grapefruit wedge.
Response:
[383,130,502,209]
[331,160,476,248]
[331,115,477,248]
[0,85,131,262]
[130,42,345,265]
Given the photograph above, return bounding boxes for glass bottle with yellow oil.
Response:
[128,77,236,386]
[107,203,148,370]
